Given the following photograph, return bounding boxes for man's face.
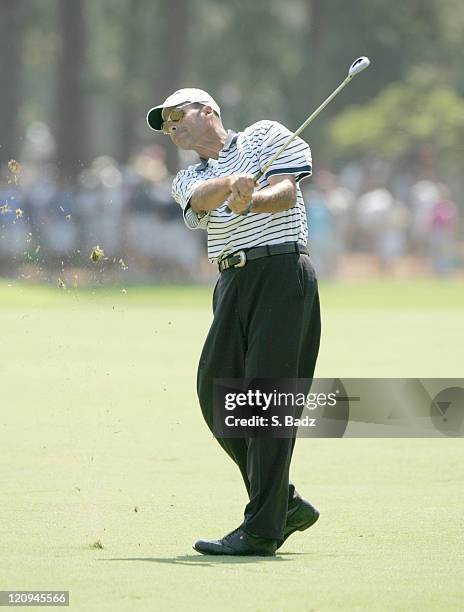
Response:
[162,103,212,149]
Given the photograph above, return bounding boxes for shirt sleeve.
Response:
[258,121,312,183]
[171,168,210,230]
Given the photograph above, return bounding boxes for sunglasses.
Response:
[161,103,195,134]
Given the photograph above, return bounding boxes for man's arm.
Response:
[190,173,297,215]
[226,174,297,215]
[190,177,232,213]
[250,175,297,214]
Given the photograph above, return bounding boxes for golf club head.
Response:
[348,56,370,78]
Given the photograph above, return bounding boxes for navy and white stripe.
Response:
[171,120,312,263]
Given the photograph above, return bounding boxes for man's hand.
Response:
[227,173,256,215]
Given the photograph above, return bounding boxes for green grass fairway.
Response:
[1,279,463,611]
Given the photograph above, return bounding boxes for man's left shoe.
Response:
[193,527,278,556]
[276,498,320,550]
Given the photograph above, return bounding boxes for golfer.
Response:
[147,88,321,556]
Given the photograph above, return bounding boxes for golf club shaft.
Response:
[225,76,352,213]
[224,57,370,214]
[258,75,352,179]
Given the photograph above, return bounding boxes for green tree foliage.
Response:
[189,0,305,127]
[10,0,464,176]
[330,80,464,174]
[186,0,464,173]
[86,0,163,159]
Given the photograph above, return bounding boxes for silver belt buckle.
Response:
[234,250,247,268]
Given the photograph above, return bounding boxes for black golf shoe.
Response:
[277,498,320,550]
[193,527,278,557]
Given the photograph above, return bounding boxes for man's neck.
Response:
[193,125,228,160]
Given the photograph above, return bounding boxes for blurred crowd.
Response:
[0,122,462,281]
[305,161,461,276]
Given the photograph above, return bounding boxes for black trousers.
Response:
[197,249,321,540]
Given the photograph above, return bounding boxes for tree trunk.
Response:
[0,0,26,167]
[55,0,89,184]
[115,0,142,164]
[156,0,191,173]
[303,0,326,110]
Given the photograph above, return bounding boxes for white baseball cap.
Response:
[146,88,221,132]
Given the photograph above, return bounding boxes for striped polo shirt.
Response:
[171,120,312,263]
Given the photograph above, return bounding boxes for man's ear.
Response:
[202,105,214,116]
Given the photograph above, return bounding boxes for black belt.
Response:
[218,242,308,273]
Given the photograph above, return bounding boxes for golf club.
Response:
[225,56,371,214]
